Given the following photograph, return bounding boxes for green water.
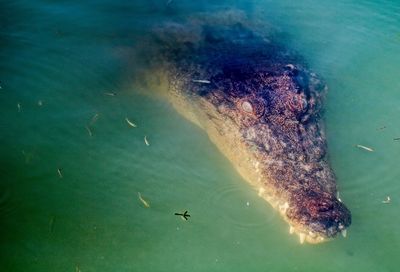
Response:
[1,0,400,271]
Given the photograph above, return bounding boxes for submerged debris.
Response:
[90,113,99,126]
[57,168,63,178]
[393,137,400,141]
[85,125,93,137]
[21,150,34,164]
[138,192,150,208]
[38,100,43,106]
[355,144,374,152]
[104,92,116,96]
[84,113,99,137]
[17,103,21,112]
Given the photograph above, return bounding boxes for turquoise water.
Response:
[1,0,400,271]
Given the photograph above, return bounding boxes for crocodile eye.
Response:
[238,97,266,118]
[241,101,253,113]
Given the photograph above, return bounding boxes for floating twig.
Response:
[175,211,190,221]
[355,144,374,152]
[174,211,190,221]
[138,192,150,208]
[125,117,137,128]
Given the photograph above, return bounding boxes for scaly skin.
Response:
[149,23,351,243]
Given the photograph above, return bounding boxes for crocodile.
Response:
[142,21,351,244]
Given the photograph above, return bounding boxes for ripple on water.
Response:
[208,184,277,230]
[337,151,400,200]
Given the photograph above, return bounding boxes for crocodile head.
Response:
[150,23,351,243]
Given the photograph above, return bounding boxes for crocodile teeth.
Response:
[299,233,305,244]
[289,226,295,234]
[280,202,289,213]
[341,229,347,238]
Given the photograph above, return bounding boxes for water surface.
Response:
[1,0,400,271]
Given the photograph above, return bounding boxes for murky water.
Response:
[1,0,400,271]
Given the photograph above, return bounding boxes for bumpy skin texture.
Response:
[152,23,351,243]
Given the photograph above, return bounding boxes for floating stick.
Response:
[138,192,150,208]
[355,144,374,152]
[125,117,137,128]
